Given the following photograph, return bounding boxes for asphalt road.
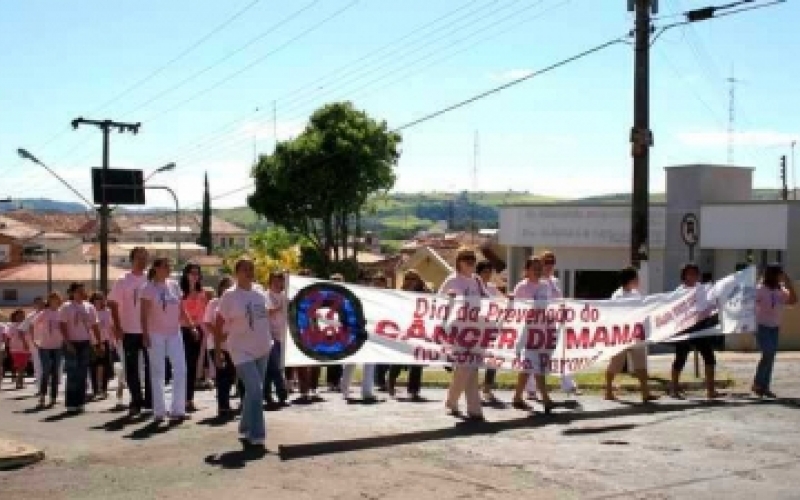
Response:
[1,352,799,500]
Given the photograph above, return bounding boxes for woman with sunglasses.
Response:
[141,258,193,422]
[180,263,208,413]
[439,247,486,421]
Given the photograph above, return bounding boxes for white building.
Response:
[499,164,800,349]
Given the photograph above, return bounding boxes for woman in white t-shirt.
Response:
[511,256,555,413]
[141,258,194,422]
[439,247,485,421]
[604,266,657,403]
[216,259,274,448]
[35,292,64,408]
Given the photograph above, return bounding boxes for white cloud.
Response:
[488,68,534,82]
[677,130,800,147]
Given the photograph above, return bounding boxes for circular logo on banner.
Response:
[288,283,367,362]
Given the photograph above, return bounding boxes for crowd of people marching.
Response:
[0,246,796,447]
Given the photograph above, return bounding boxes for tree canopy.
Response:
[248,102,401,277]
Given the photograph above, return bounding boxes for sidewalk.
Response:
[0,437,44,470]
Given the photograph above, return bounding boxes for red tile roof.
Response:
[0,263,127,282]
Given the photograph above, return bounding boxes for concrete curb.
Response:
[0,438,44,470]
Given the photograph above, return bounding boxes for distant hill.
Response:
[0,198,87,213]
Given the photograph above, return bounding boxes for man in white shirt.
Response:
[20,297,45,394]
[605,266,657,403]
[108,247,152,416]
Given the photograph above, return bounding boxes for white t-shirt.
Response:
[438,274,485,297]
[267,290,288,344]
[611,288,641,300]
[59,301,99,343]
[97,309,114,342]
[203,298,222,350]
[513,279,551,301]
[35,309,64,350]
[545,276,563,299]
[140,280,182,335]
[108,271,148,334]
[217,285,273,365]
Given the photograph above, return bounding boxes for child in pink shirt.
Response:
[6,310,31,390]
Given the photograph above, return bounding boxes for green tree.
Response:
[197,171,213,255]
[249,102,401,276]
[249,226,299,259]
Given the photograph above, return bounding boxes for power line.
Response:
[182,32,624,209]
[1,1,264,180]
[169,0,572,168]
[147,0,538,167]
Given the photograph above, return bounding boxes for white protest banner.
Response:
[284,267,756,375]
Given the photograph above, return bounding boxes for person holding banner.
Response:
[511,255,554,413]
[216,259,273,447]
[264,271,289,408]
[670,263,721,400]
[341,273,385,402]
[440,248,485,421]
[475,260,504,404]
[605,266,657,403]
[752,264,797,398]
[388,269,429,401]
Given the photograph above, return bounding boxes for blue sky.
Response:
[1,0,797,209]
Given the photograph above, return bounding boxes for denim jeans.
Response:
[754,325,780,390]
[264,342,287,403]
[64,341,91,408]
[39,348,63,400]
[236,355,270,442]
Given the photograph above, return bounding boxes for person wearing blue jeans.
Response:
[753,264,797,398]
[237,355,270,443]
[215,259,274,447]
[39,348,63,407]
[264,341,288,406]
[64,341,92,410]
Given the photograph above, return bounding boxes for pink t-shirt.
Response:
[203,298,224,350]
[59,301,99,343]
[182,292,208,327]
[108,271,148,334]
[267,290,288,344]
[755,285,791,328]
[4,324,29,353]
[217,286,273,365]
[513,279,552,301]
[35,309,64,350]
[96,309,114,342]
[141,280,183,335]
[438,274,485,297]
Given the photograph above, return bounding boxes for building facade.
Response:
[499,164,800,350]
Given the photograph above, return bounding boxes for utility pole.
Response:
[628,0,656,269]
[727,67,740,165]
[72,118,141,293]
[780,155,788,201]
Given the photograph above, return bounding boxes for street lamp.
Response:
[145,162,176,183]
[17,149,93,208]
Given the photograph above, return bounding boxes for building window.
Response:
[229,237,235,247]
[2,289,18,302]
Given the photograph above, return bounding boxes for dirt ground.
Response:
[1,352,799,500]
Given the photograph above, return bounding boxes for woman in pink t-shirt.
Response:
[753,264,797,398]
[439,247,485,421]
[35,292,64,407]
[5,309,31,390]
[180,263,208,412]
[141,258,196,422]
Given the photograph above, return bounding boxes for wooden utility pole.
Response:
[72,118,141,293]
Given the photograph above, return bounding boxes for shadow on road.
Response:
[277,400,737,461]
[123,419,184,440]
[41,410,83,422]
[204,444,269,469]
[90,413,150,432]
[197,413,238,427]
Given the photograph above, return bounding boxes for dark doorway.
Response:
[573,270,618,300]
